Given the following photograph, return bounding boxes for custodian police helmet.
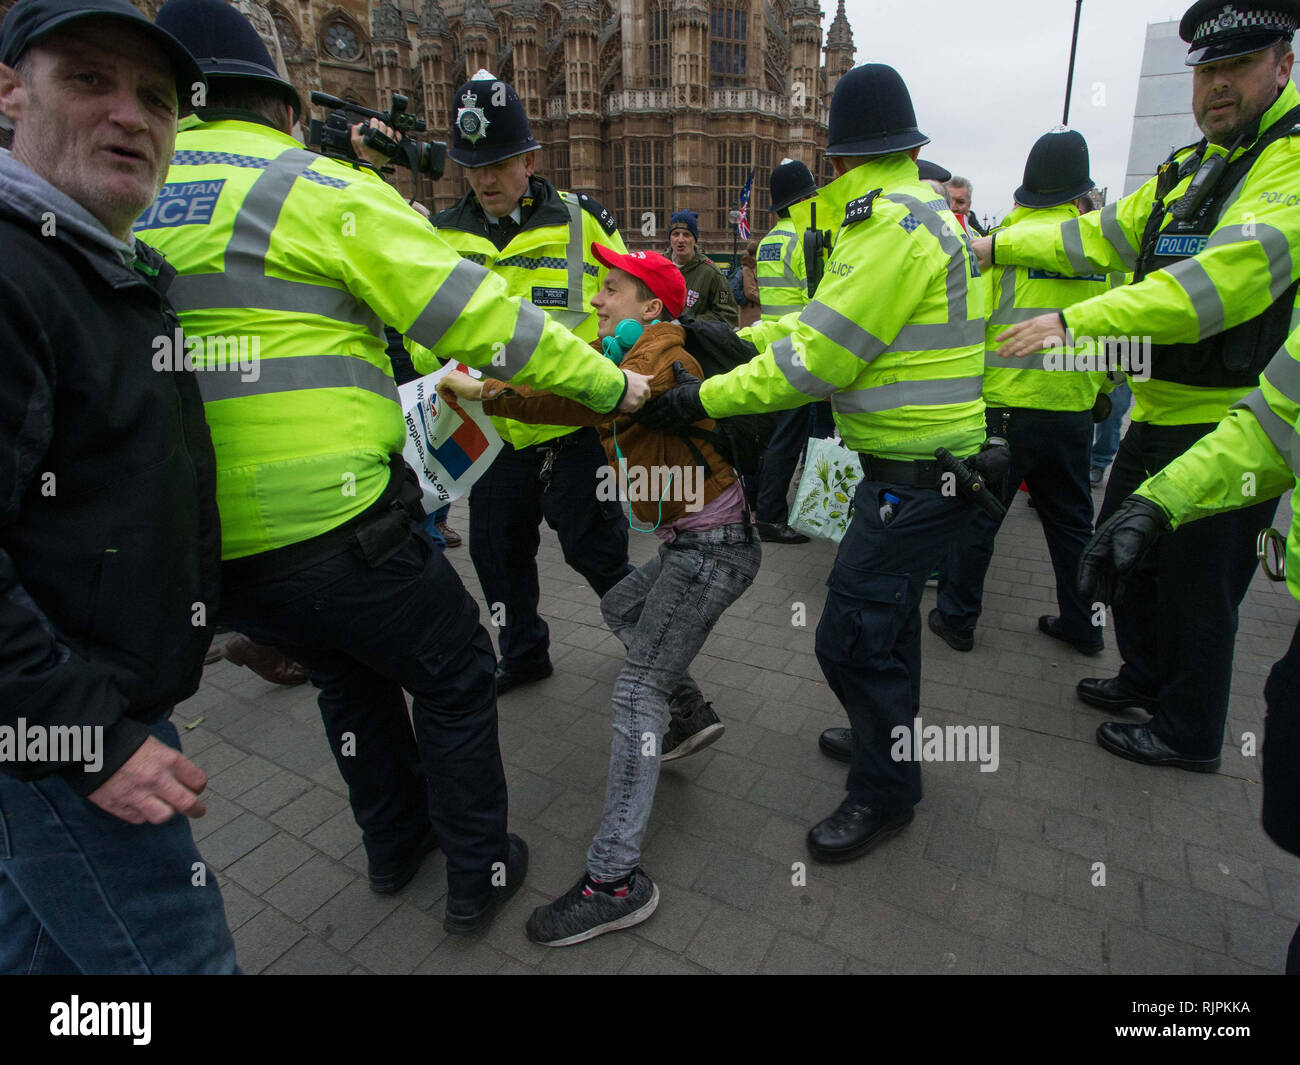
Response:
[155,0,301,121]
[769,158,817,212]
[1014,127,1094,209]
[825,63,930,158]
[1179,0,1300,65]
[447,69,543,168]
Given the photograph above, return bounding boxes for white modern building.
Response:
[1123,19,1199,195]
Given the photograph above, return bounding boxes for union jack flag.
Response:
[736,168,754,241]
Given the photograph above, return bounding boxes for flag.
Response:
[736,168,754,241]
[399,362,502,506]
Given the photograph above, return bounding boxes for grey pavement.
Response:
[178,482,1300,975]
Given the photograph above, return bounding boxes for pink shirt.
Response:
[655,481,748,543]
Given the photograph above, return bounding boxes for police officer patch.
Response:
[456,86,491,145]
[757,242,783,262]
[579,193,619,236]
[531,286,569,308]
[843,189,882,226]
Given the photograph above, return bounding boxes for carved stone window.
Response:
[323,16,363,61]
[272,10,300,56]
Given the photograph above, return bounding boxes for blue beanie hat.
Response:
[669,209,699,242]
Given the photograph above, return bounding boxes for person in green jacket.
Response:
[1079,309,1300,971]
[668,209,738,327]
[974,0,1300,774]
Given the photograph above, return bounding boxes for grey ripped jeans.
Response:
[586,522,761,881]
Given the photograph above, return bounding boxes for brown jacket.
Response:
[739,252,761,328]
[481,323,737,526]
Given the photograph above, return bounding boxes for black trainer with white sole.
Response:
[525,869,659,947]
[661,693,724,762]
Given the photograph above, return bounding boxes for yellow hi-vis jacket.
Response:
[135,119,626,559]
[756,211,809,322]
[700,153,987,461]
[1139,299,1300,603]
[432,178,625,449]
[993,82,1300,426]
[983,203,1116,412]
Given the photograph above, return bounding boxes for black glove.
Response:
[679,319,760,377]
[634,361,706,433]
[970,441,1011,500]
[1091,392,1112,423]
[1077,495,1172,607]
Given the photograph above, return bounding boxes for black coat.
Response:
[0,204,221,795]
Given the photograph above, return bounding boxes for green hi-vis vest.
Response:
[136,119,625,559]
[433,181,624,449]
[997,81,1300,426]
[1141,305,1300,602]
[705,153,987,461]
[756,217,808,322]
[983,203,1114,412]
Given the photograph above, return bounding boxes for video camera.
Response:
[307,91,447,180]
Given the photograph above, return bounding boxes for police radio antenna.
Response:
[1063,0,1084,125]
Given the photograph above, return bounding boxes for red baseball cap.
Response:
[591,243,687,319]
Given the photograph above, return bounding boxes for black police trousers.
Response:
[755,401,836,524]
[219,526,509,902]
[938,406,1098,642]
[468,427,632,671]
[815,476,975,811]
[1262,621,1300,974]
[1099,420,1279,758]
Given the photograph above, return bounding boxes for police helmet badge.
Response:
[1217,4,1240,28]
[456,87,491,145]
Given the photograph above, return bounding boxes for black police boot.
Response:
[495,659,553,695]
[927,608,974,652]
[807,800,914,863]
[757,521,810,544]
[1096,722,1220,773]
[368,826,440,895]
[1038,615,1103,655]
[444,834,529,935]
[818,727,854,764]
[1076,675,1158,713]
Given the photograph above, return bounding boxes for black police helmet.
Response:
[826,63,930,158]
[447,69,542,168]
[0,0,203,100]
[769,158,816,212]
[1179,0,1300,65]
[917,159,952,183]
[1014,127,1093,209]
[155,0,301,121]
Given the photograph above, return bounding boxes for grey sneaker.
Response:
[661,693,724,762]
[525,869,659,947]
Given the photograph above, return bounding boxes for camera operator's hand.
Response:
[350,117,401,169]
[616,370,654,414]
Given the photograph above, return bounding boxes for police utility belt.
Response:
[222,454,423,585]
[857,453,945,488]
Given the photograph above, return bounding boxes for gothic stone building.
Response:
[1,0,856,254]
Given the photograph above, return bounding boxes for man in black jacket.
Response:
[0,0,237,973]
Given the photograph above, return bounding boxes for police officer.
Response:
[642,64,988,862]
[931,128,1115,657]
[1079,304,1300,970]
[148,0,649,933]
[751,158,834,544]
[432,70,633,695]
[980,0,1300,772]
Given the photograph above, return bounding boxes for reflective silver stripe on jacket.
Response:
[497,300,547,380]
[1060,216,1092,276]
[1205,222,1294,303]
[883,193,972,325]
[987,263,1059,325]
[195,354,399,405]
[563,194,587,317]
[1263,344,1300,404]
[773,335,839,398]
[985,348,1053,371]
[1235,388,1300,474]
[1099,202,1138,270]
[404,258,492,352]
[831,375,984,414]
[801,300,887,364]
[1164,257,1225,340]
[169,146,383,335]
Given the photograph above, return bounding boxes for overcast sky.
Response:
[840,0,1193,225]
